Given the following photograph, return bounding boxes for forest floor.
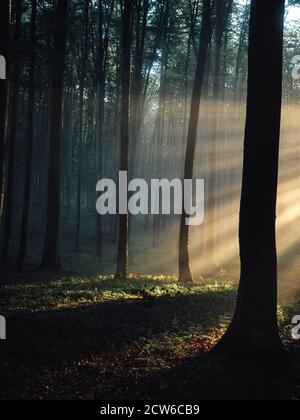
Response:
[0,270,300,400]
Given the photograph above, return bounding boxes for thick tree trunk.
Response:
[115,0,133,279]
[0,0,10,213]
[41,0,68,269]
[178,0,211,284]
[213,0,285,361]
[1,0,22,265]
[16,0,37,271]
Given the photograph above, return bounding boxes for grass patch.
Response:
[0,271,299,400]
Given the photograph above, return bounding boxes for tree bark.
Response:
[115,0,133,279]
[41,0,69,269]
[213,0,286,361]
[178,0,212,284]
[16,0,37,271]
[1,0,22,265]
[0,0,10,214]
[75,0,89,251]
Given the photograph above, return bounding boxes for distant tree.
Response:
[75,0,89,251]
[1,0,23,265]
[206,0,234,264]
[16,0,37,271]
[95,0,115,258]
[41,0,69,269]
[179,0,212,284]
[0,0,10,213]
[213,0,286,360]
[115,0,133,279]
[95,0,105,259]
[233,1,250,102]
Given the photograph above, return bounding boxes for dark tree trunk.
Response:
[75,0,89,252]
[178,0,211,284]
[152,46,168,248]
[213,0,285,361]
[0,0,10,213]
[96,0,104,258]
[1,0,22,265]
[115,0,133,279]
[41,0,69,269]
[16,0,37,271]
[95,0,106,258]
[182,0,200,162]
[213,0,224,99]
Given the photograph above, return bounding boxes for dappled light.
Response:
[1,0,300,401]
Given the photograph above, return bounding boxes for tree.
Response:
[213,0,286,360]
[115,0,133,279]
[75,0,89,251]
[16,0,37,271]
[95,0,105,258]
[152,0,170,248]
[130,0,150,172]
[41,0,69,269]
[179,0,212,284]
[0,0,10,213]
[206,0,234,265]
[1,0,22,264]
[233,1,250,102]
[95,0,115,258]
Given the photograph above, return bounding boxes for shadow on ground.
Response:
[0,271,299,400]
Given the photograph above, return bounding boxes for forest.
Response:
[1,0,300,401]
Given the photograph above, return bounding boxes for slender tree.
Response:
[16,0,37,271]
[1,0,22,264]
[95,0,114,257]
[233,1,250,102]
[75,0,89,251]
[152,3,170,248]
[95,0,105,258]
[182,0,200,153]
[129,0,150,174]
[0,0,10,213]
[205,0,233,265]
[179,0,212,284]
[41,0,69,269]
[213,0,286,360]
[115,0,133,279]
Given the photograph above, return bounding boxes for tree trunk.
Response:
[233,2,250,102]
[75,0,89,251]
[152,50,167,248]
[16,0,37,271]
[95,0,105,258]
[115,0,133,279]
[1,0,22,265]
[41,0,69,269]
[213,0,285,361]
[0,0,10,213]
[181,0,200,170]
[129,0,149,175]
[178,0,211,284]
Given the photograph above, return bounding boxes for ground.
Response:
[0,268,300,400]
